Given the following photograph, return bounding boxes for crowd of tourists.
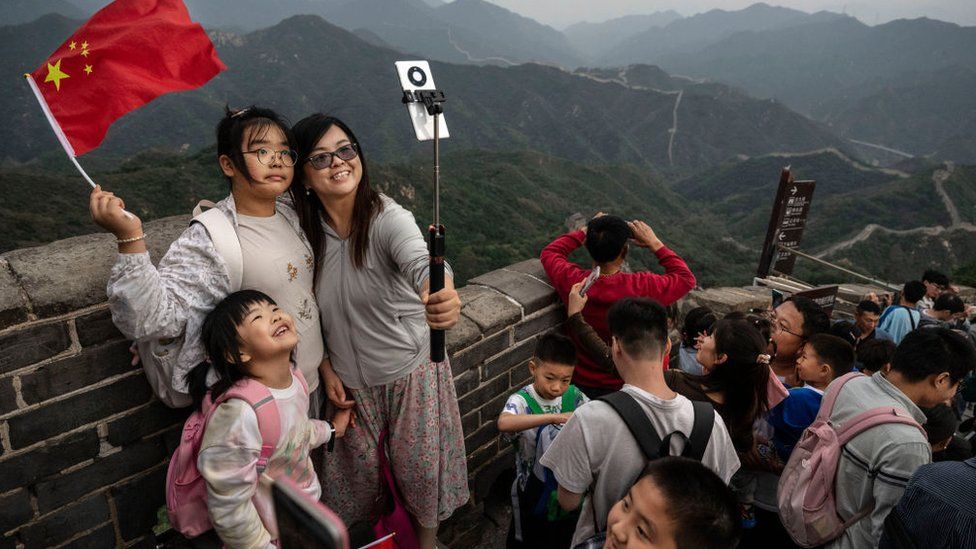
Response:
[89,106,976,548]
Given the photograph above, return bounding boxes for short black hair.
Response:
[922,404,959,445]
[807,333,855,378]
[891,328,976,385]
[857,338,896,374]
[534,332,577,366]
[903,280,927,304]
[786,296,830,338]
[186,290,278,410]
[216,106,294,185]
[933,293,965,313]
[681,306,717,347]
[922,269,950,287]
[608,297,669,360]
[585,215,632,263]
[856,300,882,315]
[638,457,741,549]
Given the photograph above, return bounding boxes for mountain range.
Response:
[2,13,846,173]
[4,2,976,288]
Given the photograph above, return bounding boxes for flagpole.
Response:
[25,73,133,218]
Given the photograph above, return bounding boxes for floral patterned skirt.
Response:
[319,359,469,528]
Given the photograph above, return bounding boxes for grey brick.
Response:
[61,523,117,549]
[461,410,480,435]
[513,304,565,342]
[8,374,152,449]
[112,467,166,541]
[473,447,515,502]
[470,269,557,315]
[75,308,125,347]
[458,373,509,417]
[506,259,548,281]
[451,329,511,376]
[483,338,536,381]
[483,391,512,423]
[0,377,18,416]
[19,339,136,405]
[20,493,110,548]
[464,421,499,455]
[453,369,480,398]
[446,314,482,355]
[107,400,190,447]
[35,437,167,513]
[509,362,533,390]
[0,322,71,375]
[0,259,28,330]
[0,429,99,492]
[458,286,521,336]
[467,440,501,472]
[0,534,16,549]
[0,489,33,534]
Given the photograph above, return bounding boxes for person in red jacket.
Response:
[541,214,696,397]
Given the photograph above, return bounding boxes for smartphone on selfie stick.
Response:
[395,60,450,362]
[273,477,349,549]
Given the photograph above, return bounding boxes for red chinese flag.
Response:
[27,0,226,156]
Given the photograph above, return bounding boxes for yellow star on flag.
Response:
[44,59,70,91]
[81,49,91,57]
[81,41,89,50]
[69,41,77,50]
[84,64,93,75]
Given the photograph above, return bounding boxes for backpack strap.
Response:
[903,306,918,331]
[816,372,864,421]
[561,385,581,413]
[191,200,243,291]
[835,407,926,446]
[597,391,664,461]
[518,388,545,415]
[213,380,282,473]
[684,400,715,460]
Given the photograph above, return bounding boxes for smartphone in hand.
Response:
[580,266,601,296]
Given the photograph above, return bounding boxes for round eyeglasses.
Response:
[242,148,298,167]
[305,143,359,170]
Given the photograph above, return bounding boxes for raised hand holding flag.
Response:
[25,0,226,188]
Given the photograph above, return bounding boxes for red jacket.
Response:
[540,230,696,390]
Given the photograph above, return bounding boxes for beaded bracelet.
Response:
[116,233,146,244]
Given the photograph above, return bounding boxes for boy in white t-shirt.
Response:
[498,333,589,549]
[540,298,740,547]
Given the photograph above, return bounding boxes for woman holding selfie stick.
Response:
[290,114,468,548]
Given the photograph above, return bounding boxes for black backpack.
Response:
[597,391,715,462]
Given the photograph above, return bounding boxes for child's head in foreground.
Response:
[189,290,298,409]
[529,332,577,400]
[795,333,855,388]
[604,456,740,549]
[856,338,896,376]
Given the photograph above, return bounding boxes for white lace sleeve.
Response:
[106,222,232,386]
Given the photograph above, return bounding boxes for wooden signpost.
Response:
[756,167,816,278]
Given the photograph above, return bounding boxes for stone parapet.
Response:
[0,220,780,547]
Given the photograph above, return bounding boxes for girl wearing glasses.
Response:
[89,107,329,422]
[290,114,467,549]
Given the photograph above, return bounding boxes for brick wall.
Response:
[0,217,770,548]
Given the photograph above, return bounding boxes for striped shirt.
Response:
[879,457,976,549]
[825,372,931,549]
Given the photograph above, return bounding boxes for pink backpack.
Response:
[166,372,306,538]
[777,372,926,547]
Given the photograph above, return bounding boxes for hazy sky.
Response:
[483,0,976,29]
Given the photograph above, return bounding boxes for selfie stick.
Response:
[403,89,447,362]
